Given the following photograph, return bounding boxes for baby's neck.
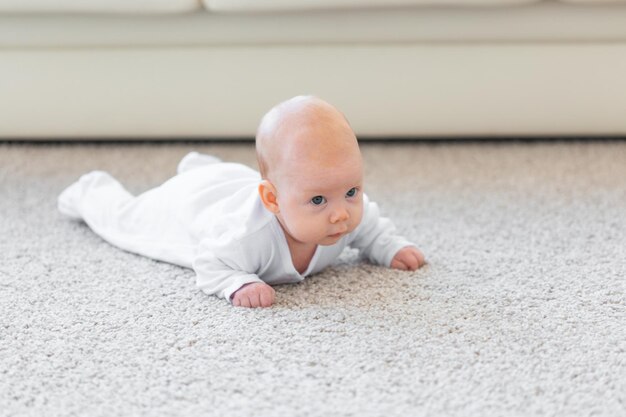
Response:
[280,225,317,275]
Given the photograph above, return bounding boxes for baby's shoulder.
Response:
[205,193,275,242]
[198,208,277,272]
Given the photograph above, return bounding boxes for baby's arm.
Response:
[193,238,273,307]
[349,194,426,269]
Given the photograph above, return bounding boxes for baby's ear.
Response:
[258,180,280,213]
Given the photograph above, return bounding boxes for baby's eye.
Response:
[311,196,326,206]
[346,187,358,198]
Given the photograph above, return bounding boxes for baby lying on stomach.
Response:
[58,95,425,308]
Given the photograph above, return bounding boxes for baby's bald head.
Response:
[255,96,365,246]
[255,96,361,184]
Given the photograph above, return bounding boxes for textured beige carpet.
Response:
[1,141,625,416]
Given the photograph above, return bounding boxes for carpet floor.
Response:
[1,141,625,417]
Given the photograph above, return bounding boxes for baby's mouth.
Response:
[328,228,348,238]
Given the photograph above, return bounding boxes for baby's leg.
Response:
[58,171,132,221]
[177,152,221,174]
[58,171,193,266]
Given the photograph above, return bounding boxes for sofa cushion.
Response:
[2,2,626,48]
[558,0,626,3]
[204,0,540,13]
[0,0,200,13]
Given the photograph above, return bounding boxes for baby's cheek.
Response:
[351,207,364,229]
[299,215,324,239]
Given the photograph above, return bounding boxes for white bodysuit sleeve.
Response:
[192,237,264,303]
[348,195,416,267]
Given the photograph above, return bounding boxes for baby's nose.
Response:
[330,207,349,223]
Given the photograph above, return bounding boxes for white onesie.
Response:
[58,152,415,302]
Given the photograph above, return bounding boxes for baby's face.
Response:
[274,151,364,246]
[256,95,365,246]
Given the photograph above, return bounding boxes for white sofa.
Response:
[1,0,626,139]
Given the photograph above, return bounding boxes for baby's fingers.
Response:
[415,249,426,267]
[252,289,272,308]
[232,293,241,307]
[239,295,252,308]
[403,253,420,271]
[391,258,409,271]
[250,292,261,308]
[259,289,275,307]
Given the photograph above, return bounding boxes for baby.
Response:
[58,96,425,308]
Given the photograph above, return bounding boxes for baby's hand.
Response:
[391,246,426,271]
[231,282,275,308]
